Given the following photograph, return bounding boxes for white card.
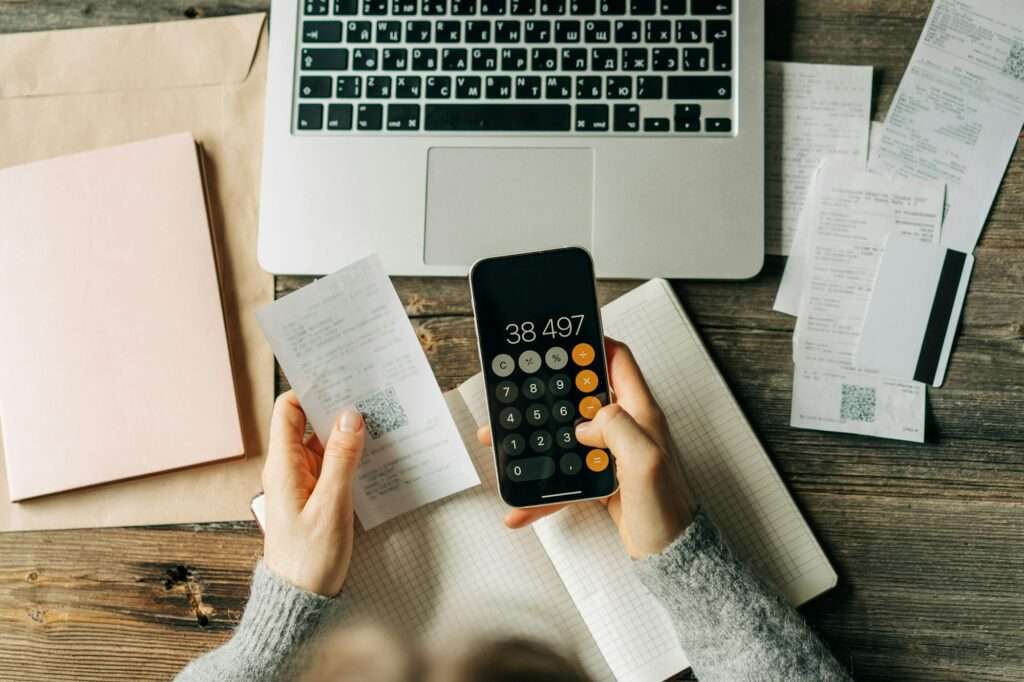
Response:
[256,254,480,529]
[858,238,974,387]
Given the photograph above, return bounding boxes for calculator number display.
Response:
[505,315,585,345]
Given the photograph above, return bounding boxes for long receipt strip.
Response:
[256,255,479,530]
[252,279,836,682]
[782,161,945,442]
[869,0,1024,252]
[765,61,873,255]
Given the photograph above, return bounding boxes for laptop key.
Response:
[644,117,669,131]
[452,0,478,13]
[691,0,731,14]
[636,75,662,98]
[630,0,656,15]
[555,20,581,42]
[297,103,324,129]
[502,48,530,70]
[333,0,358,13]
[622,48,648,71]
[405,21,432,43]
[545,75,573,99]
[352,48,378,70]
[591,48,617,71]
[436,21,462,42]
[366,76,392,98]
[442,48,469,70]
[377,21,402,43]
[674,103,700,119]
[305,0,329,14]
[570,0,596,14]
[472,48,499,70]
[615,20,641,43]
[422,0,446,13]
[466,21,492,42]
[336,76,362,97]
[396,75,422,97]
[327,103,354,130]
[683,47,709,71]
[456,76,483,98]
[426,75,452,97]
[532,48,559,70]
[613,104,640,131]
[411,48,438,70]
[675,117,700,131]
[423,104,571,130]
[575,104,609,131]
[387,104,421,130]
[303,21,343,43]
[675,20,701,42]
[496,21,522,42]
[708,20,732,70]
[299,76,332,98]
[382,48,409,70]
[481,0,507,14]
[525,20,552,42]
[301,48,349,70]
[357,104,384,130]
[540,0,566,14]
[585,20,610,43]
[667,75,731,98]
[606,76,631,99]
[561,48,588,71]
[660,0,685,14]
[652,47,678,71]
[600,0,626,15]
[487,75,513,98]
[363,0,388,15]
[575,75,602,99]
[511,0,537,14]
[706,117,731,132]
[516,76,543,98]
[346,21,373,43]
[646,20,671,43]
[392,0,418,14]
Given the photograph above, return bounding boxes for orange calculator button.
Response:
[585,449,609,472]
[575,369,598,393]
[579,396,602,419]
[571,342,595,366]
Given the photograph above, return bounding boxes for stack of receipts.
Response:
[772,0,1024,442]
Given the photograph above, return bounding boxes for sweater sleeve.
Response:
[175,561,342,682]
[632,511,851,682]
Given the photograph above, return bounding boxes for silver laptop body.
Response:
[259,0,764,278]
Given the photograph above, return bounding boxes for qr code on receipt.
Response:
[840,384,877,423]
[355,386,409,439]
[1004,42,1024,81]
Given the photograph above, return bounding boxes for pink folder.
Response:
[0,134,244,501]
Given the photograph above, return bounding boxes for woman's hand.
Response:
[479,339,695,558]
[262,392,366,596]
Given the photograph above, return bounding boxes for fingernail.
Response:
[575,421,593,438]
[338,409,362,433]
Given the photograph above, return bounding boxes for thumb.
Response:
[310,409,366,512]
[576,404,662,474]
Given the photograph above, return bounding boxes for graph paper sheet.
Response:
[524,278,837,681]
[340,381,615,681]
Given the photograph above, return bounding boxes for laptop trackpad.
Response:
[424,147,594,266]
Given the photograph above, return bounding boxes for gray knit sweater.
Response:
[176,512,850,681]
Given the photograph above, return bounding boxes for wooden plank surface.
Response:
[1,1,1022,680]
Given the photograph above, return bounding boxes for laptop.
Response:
[258,0,764,278]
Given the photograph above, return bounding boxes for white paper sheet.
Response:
[256,255,479,529]
[868,0,1024,252]
[788,162,944,442]
[765,61,873,255]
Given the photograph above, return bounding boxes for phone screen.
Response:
[470,247,617,508]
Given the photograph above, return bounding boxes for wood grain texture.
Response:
[1,1,1023,681]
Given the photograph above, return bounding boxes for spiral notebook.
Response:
[254,278,836,682]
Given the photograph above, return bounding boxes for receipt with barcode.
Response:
[868,0,1024,253]
[788,162,943,442]
[256,254,479,529]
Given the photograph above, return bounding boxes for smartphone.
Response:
[470,247,618,508]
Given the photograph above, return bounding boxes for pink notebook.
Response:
[0,134,244,501]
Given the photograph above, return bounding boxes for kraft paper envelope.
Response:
[0,14,273,530]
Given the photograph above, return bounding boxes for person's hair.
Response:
[452,636,593,682]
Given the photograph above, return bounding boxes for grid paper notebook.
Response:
[257,278,835,682]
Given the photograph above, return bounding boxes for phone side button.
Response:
[506,456,556,482]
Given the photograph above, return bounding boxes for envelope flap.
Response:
[0,13,267,99]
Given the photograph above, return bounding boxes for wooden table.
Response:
[1,1,1021,680]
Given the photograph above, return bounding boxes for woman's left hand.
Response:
[262,391,366,597]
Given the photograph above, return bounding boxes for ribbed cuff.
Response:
[230,561,342,671]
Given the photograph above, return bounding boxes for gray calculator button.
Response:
[525,403,550,426]
[529,430,552,453]
[492,353,515,377]
[495,380,518,404]
[507,456,556,482]
[548,373,571,397]
[559,452,583,475]
[555,425,576,448]
[499,406,522,429]
[501,433,526,456]
[551,399,575,423]
[545,346,569,370]
[522,376,546,399]
[518,349,542,374]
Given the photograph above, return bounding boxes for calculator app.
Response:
[471,247,616,507]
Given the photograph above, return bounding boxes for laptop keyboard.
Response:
[294,0,736,134]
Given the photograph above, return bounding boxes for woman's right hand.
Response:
[478,338,695,558]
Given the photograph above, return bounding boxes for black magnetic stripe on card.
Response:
[914,249,968,385]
